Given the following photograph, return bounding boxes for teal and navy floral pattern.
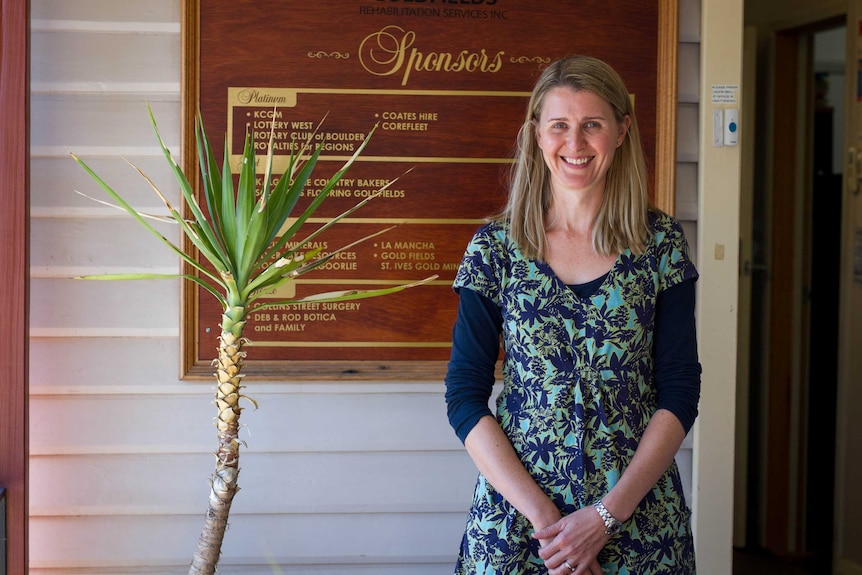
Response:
[452,211,698,574]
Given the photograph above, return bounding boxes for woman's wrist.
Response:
[599,492,634,523]
[528,501,563,532]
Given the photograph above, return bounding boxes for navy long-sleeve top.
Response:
[444,276,701,444]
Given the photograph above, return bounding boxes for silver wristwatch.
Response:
[593,500,623,535]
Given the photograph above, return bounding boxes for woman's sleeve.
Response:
[444,287,503,444]
[653,277,701,434]
[655,214,699,291]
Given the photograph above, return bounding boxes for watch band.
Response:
[593,500,623,535]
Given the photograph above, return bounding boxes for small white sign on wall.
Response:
[711,84,739,104]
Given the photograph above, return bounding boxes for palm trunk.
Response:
[189,305,248,575]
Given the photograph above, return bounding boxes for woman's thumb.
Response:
[532,523,560,539]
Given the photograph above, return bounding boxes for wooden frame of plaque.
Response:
[179,0,679,380]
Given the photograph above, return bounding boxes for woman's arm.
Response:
[444,288,499,442]
[464,415,563,532]
[599,408,686,520]
[446,289,561,533]
[602,277,699,521]
[602,278,699,520]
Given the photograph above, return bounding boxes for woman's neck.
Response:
[545,186,603,235]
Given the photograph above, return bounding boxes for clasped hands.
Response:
[532,505,609,575]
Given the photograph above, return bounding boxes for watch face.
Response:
[607,522,623,535]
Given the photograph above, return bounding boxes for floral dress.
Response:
[452,211,698,574]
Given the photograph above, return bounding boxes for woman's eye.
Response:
[552,122,567,130]
[584,121,601,129]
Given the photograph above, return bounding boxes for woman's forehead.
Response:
[537,88,613,118]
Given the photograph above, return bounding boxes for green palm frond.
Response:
[72,103,435,310]
[152,106,233,274]
[253,279,433,312]
[77,272,227,307]
[70,151,223,288]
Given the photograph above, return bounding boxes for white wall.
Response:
[693,0,743,573]
[28,1,707,573]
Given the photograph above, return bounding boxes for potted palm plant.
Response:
[71,104,434,575]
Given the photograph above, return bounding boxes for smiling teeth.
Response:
[564,157,590,165]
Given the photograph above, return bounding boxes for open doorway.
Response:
[805,24,844,569]
[734,20,845,575]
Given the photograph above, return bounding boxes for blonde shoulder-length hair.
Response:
[498,55,652,260]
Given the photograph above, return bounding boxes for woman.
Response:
[445,55,701,574]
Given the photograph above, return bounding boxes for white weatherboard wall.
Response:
[28,0,705,572]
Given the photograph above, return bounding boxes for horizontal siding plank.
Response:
[29,452,477,515]
[680,221,698,267]
[31,217,179,269]
[31,145,172,159]
[30,277,180,330]
[676,162,698,221]
[32,20,180,33]
[31,208,174,219]
[30,83,180,99]
[29,337,182,389]
[27,383,456,396]
[31,0,180,23]
[29,327,179,339]
[31,30,179,85]
[29,336,455,392]
[29,513,464,569]
[30,96,179,149]
[31,156,180,209]
[676,103,699,164]
[679,43,700,104]
[29,392,463,454]
[29,337,455,393]
[679,0,701,43]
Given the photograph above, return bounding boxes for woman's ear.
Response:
[618,115,632,147]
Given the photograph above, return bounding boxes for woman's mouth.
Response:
[563,156,591,166]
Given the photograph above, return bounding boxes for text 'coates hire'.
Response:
[360,25,504,86]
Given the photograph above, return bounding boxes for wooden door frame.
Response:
[734,25,758,549]
[766,28,805,555]
[0,0,30,572]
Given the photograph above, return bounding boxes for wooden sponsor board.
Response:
[181,0,676,379]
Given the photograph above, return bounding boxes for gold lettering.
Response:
[359,26,417,79]
[359,25,505,86]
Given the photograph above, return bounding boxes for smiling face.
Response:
[535,86,630,199]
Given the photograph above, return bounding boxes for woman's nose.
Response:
[569,128,585,150]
